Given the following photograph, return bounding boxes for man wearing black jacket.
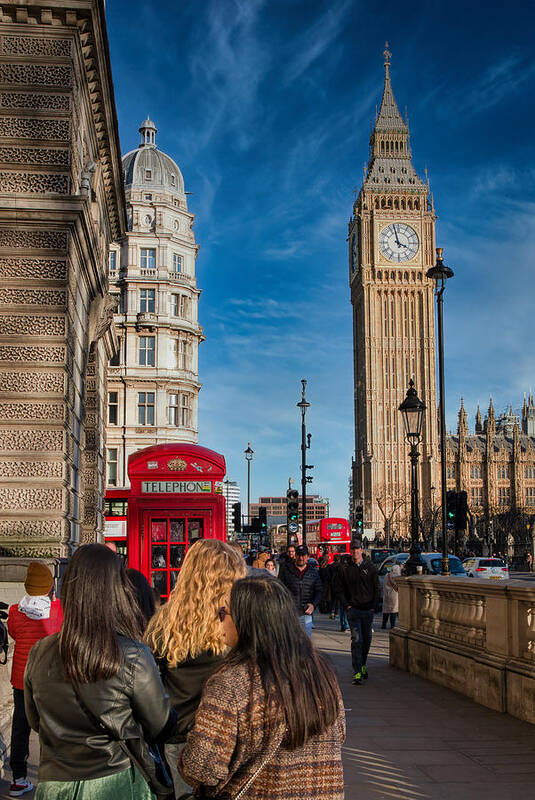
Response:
[279,544,322,638]
[336,539,380,684]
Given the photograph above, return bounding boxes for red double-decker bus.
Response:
[306,518,352,562]
[104,443,227,601]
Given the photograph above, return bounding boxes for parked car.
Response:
[419,553,467,576]
[462,557,509,580]
[366,548,398,568]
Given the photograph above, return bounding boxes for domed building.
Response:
[105,118,204,489]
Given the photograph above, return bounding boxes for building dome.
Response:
[122,117,185,195]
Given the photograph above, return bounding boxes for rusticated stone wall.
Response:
[0,1,125,557]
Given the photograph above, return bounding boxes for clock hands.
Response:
[392,224,407,248]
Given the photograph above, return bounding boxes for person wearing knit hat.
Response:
[7,562,62,796]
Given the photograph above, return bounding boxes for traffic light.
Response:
[455,490,468,531]
[259,506,267,532]
[446,491,457,529]
[232,502,241,533]
[355,503,364,533]
[286,489,299,534]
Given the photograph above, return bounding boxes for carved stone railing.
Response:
[391,577,535,724]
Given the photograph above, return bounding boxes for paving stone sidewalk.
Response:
[314,614,535,800]
[3,615,535,799]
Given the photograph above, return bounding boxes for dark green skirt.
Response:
[35,766,156,799]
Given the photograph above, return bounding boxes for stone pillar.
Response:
[0,1,125,557]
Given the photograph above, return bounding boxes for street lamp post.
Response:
[244,443,254,537]
[224,478,231,539]
[426,247,454,575]
[297,380,312,546]
[399,380,427,576]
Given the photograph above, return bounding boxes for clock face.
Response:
[351,232,358,272]
[379,223,419,263]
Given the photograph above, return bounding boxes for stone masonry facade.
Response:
[0,0,125,557]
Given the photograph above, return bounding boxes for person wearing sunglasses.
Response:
[179,577,345,799]
[145,539,246,798]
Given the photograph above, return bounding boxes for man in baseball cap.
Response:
[279,544,322,637]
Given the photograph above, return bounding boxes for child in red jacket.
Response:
[7,562,62,797]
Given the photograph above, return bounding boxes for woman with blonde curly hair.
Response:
[144,538,246,798]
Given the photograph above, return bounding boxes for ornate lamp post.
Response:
[399,381,426,576]
[426,247,454,575]
[297,380,312,546]
[244,443,254,530]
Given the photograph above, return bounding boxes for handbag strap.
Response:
[232,732,284,800]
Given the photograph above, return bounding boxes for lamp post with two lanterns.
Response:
[399,380,427,576]
[426,247,454,575]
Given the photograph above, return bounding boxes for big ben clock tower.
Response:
[349,45,438,539]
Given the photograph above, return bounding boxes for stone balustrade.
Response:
[390,576,535,724]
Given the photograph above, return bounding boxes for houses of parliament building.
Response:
[349,47,535,552]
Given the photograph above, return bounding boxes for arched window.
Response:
[387,197,393,208]
[401,198,406,209]
[408,199,413,209]
[381,197,386,208]
[394,198,399,209]
[374,198,379,209]
[415,198,420,210]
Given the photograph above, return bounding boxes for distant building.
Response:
[250,495,329,522]
[224,481,241,537]
[105,119,204,488]
[446,395,535,555]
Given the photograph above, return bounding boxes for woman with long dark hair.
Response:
[145,539,246,797]
[179,576,345,799]
[24,544,176,799]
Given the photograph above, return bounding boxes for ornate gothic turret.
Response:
[457,398,468,438]
[486,398,496,437]
[523,392,535,436]
[475,404,483,434]
[363,44,426,196]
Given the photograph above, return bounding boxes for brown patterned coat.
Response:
[179,662,345,799]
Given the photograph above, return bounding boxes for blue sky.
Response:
[106,0,535,518]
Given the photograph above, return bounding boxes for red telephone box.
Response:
[127,443,227,601]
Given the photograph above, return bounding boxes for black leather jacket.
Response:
[24,633,176,782]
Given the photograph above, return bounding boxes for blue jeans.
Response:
[339,602,349,631]
[299,614,313,638]
[349,608,374,674]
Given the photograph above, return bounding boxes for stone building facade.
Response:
[446,396,535,553]
[105,118,203,489]
[349,46,438,537]
[0,0,125,557]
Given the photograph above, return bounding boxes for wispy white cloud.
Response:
[283,0,352,85]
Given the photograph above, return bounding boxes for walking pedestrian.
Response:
[24,544,176,799]
[329,555,350,630]
[145,539,246,798]
[277,544,296,582]
[7,562,63,797]
[381,564,401,629]
[179,576,346,799]
[335,538,380,684]
[278,544,322,637]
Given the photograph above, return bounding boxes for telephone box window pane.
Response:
[151,572,167,598]
[151,520,167,542]
[152,545,167,568]
[170,545,185,568]
[170,519,185,542]
[170,571,179,591]
[188,518,204,544]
